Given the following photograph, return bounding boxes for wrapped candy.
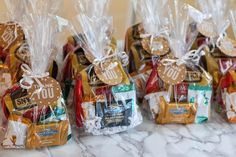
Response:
[61,0,117,103]
[0,1,71,149]
[144,0,213,124]
[188,0,233,91]
[124,0,171,101]
[218,10,236,123]
[72,9,142,135]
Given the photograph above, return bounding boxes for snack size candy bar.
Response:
[125,23,144,55]
[26,120,69,149]
[38,104,67,124]
[175,83,189,102]
[96,100,132,128]
[188,85,212,123]
[112,83,136,107]
[156,97,197,124]
[82,102,95,120]
[2,114,31,148]
[144,92,170,119]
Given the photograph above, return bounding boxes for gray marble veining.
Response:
[1,110,236,157]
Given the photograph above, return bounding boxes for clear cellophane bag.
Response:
[71,9,142,135]
[124,0,168,55]
[218,10,236,123]
[126,0,171,101]
[61,0,116,104]
[0,0,71,149]
[189,0,234,92]
[144,0,213,124]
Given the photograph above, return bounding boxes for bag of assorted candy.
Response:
[124,0,171,102]
[71,7,142,135]
[0,0,71,149]
[188,0,233,92]
[143,0,213,124]
[218,10,236,123]
[61,0,117,103]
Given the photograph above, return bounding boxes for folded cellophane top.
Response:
[218,10,236,123]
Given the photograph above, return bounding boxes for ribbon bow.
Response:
[92,47,128,70]
[161,44,207,66]
[20,64,49,97]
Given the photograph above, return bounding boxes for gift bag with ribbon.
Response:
[125,0,171,102]
[144,1,213,124]
[218,11,236,123]
[61,0,118,103]
[1,0,60,85]
[188,0,233,92]
[72,10,142,135]
[0,1,71,149]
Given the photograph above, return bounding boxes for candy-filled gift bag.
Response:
[188,0,233,91]
[0,1,71,149]
[144,1,213,124]
[61,0,118,103]
[218,10,236,123]
[72,13,142,135]
[125,0,171,102]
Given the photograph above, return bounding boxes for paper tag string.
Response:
[19,64,49,97]
[161,44,207,66]
[92,47,128,70]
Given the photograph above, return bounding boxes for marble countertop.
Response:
[0,110,236,157]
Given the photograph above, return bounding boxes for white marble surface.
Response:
[0,110,236,157]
